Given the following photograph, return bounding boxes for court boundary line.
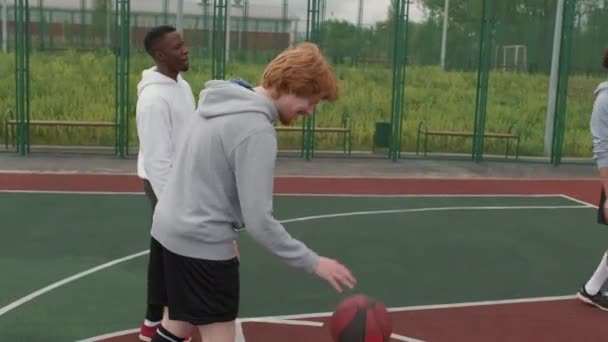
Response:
[0,189,587,199]
[236,318,424,342]
[0,170,601,181]
[558,194,597,208]
[0,251,148,317]
[0,203,591,321]
[74,294,576,342]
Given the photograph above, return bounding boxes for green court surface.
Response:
[1,191,606,341]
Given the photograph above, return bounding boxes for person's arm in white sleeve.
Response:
[136,98,173,196]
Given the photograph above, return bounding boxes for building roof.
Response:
[33,0,299,20]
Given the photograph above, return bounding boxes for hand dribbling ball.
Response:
[327,294,393,342]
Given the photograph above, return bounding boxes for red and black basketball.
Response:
[327,294,393,342]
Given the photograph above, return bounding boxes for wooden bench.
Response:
[416,120,520,158]
[3,109,118,148]
[275,111,352,155]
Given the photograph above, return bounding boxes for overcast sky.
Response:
[182,0,428,26]
[286,0,427,26]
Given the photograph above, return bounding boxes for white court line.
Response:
[235,318,425,342]
[235,320,246,342]
[74,322,247,342]
[75,294,575,342]
[74,328,138,342]
[246,317,324,327]
[0,251,148,317]
[0,204,589,320]
[0,170,601,181]
[278,205,588,224]
[558,194,598,208]
[238,294,577,322]
[0,189,582,198]
[0,190,144,195]
[391,334,425,342]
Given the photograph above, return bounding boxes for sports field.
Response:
[2,173,608,341]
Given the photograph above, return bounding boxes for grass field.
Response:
[0,50,604,157]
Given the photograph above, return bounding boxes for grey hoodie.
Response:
[151,80,319,274]
[590,81,608,167]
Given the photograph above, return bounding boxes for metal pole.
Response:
[176,0,184,36]
[225,2,230,62]
[440,0,449,69]
[544,0,565,157]
[472,0,493,162]
[1,0,7,53]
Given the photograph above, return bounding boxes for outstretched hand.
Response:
[315,257,356,293]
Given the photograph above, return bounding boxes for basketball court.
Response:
[2,173,608,341]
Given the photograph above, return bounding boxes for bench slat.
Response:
[275,127,348,132]
[426,130,516,138]
[6,119,116,127]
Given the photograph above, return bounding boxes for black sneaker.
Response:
[577,287,608,311]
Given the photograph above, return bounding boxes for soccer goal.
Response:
[495,44,527,72]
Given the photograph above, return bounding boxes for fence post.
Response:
[303,0,321,160]
[212,0,227,80]
[115,0,130,158]
[472,0,494,162]
[14,0,30,155]
[388,0,410,162]
[551,0,576,165]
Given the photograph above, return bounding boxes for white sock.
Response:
[585,253,608,295]
[144,319,161,327]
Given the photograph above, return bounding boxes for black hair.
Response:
[143,25,176,57]
[603,48,608,69]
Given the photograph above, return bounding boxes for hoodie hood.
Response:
[196,80,279,122]
[595,81,608,97]
[137,66,186,96]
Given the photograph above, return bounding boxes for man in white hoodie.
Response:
[135,25,196,342]
[147,42,356,342]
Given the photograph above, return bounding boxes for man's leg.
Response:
[151,308,193,342]
[198,321,236,342]
[140,237,170,341]
[142,179,164,325]
[577,185,608,310]
[158,246,240,342]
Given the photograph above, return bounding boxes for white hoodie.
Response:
[136,67,196,196]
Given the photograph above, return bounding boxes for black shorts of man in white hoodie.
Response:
[135,25,196,342]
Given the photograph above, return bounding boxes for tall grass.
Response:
[0,50,604,157]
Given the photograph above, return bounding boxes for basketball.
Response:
[327,294,393,342]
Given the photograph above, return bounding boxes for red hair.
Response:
[261,42,338,102]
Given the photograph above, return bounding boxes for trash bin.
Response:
[373,122,391,149]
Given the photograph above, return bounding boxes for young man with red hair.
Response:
[146,42,356,342]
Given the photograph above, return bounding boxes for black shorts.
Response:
[147,237,240,325]
[599,187,607,225]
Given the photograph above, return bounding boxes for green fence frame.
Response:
[301,0,322,161]
[212,0,227,80]
[115,0,130,157]
[14,0,30,155]
[550,0,576,165]
[388,0,410,161]
[6,0,582,162]
[12,0,129,156]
